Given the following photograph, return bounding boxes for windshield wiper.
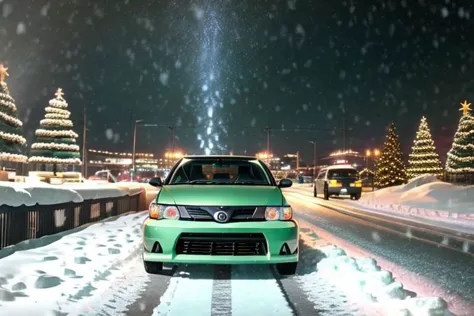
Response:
[187,180,219,184]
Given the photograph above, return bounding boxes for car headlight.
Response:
[149,202,180,220]
[265,206,293,221]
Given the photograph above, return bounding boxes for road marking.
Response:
[211,265,232,316]
[152,265,214,316]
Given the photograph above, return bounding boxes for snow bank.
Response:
[357,175,474,223]
[0,182,140,207]
[0,182,83,207]
[0,211,148,315]
[61,182,128,200]
[316,245,452,316]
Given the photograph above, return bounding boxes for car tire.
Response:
[354,193,361,200]
[313,186,317,197]
[276,262,298,275]
[144,261,163,274]
[323,184,329,200]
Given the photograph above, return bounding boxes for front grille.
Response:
[175,233,267,256]
[183,206,262,222]
[232,207,256,219]
[186,208,213,220]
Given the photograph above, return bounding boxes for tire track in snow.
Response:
[151,265,214,316]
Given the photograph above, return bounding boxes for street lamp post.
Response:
[309,141,317,180]
[132,119,144,181]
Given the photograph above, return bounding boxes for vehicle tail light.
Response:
[329,179,342,187]
[265,206,292,221]
[163,206,180,220]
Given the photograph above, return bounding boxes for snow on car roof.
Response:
[324,164,356,170]
[183,155,257,159]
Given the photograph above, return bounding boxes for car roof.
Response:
[183,155,257,160]
[322,164,356,170]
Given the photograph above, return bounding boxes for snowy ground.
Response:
[0,209,454,316]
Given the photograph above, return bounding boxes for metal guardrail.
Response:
[0,193,141,250]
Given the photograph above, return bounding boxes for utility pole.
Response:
[309,140,317,180]
[168,125,176,152]
[132,119,143,181]
[82,108,87,178]
[296,151,300,170]
[342,116,346,151]
[265,126,270,153]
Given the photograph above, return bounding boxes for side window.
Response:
[316,171,325,180]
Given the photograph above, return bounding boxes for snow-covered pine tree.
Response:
[28,88,81,169]
[375,123,407,187]
[446,101,474,173]
[0,64,27,164]
[407,116,443,178]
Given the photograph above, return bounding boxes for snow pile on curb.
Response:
[0,182,83,207]
[61,182,128,200]
[357,175,474,222]
[317,245,452,316]
[0,182,140,207]
[0,212,148,315]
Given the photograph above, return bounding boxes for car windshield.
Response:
[327,169,358,179]
[168,159,271,185]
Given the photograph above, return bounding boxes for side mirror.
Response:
[149,177,163,187]
[278,178,293,188]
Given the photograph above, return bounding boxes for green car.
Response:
[143,155,299,275]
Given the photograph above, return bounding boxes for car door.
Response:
[316,170,325,192]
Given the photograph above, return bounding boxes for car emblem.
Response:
[214,211,228,223]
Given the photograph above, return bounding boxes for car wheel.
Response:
[313,186,317,197]
[323,184,329,200]
[144,261,163,274]
[276,262,298,275]
[354,193,361,200]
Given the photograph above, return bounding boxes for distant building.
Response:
[87,149,159,174]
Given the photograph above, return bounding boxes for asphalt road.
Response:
[284,189,474,314]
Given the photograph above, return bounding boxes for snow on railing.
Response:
[0,185,143,250]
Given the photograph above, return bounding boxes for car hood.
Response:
[157,185,284,206]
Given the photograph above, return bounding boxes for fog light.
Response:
[280,243,291,255]
[152,242,162,253]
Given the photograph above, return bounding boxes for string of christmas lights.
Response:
[375,123,407,187]
[407,116,443,178]
[446,101,474,173]
[28,88,82,166]
[0,64,28,164]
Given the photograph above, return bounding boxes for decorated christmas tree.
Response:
[28,88,82,170]
[0,64,28,164]
[407,116,443,178]
[375,123,407,187]
[445,101,474,173]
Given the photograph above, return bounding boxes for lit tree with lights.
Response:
[29,88,81,172]
[407,116,443,178]
[0,64,28,164]
[445,101,474,173]
[375,123,407,187]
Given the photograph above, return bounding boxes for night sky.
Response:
[1,0,474,163]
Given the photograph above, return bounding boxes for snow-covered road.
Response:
[0,189,462,316]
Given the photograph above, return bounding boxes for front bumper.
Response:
[142,219,299,264]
